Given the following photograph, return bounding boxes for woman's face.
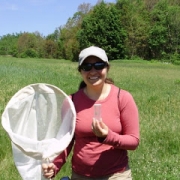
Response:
[79,56,108,88]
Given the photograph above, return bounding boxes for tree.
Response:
[165,5,180,60]
[0,33,20,56]
[59,3,92,61]
[78,1,126,60]
[46,29,59,42]
[144,0,180,60]
[116,0,151,59]
[43,39,58,58]
[17,32,43,57]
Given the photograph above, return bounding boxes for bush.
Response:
[20,49,38,58]
[173,60,180,65]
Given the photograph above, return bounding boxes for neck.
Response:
[84,83,110,101]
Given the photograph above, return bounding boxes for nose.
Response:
[89,66,97,73]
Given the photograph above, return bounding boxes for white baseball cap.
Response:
[79,46,109,65]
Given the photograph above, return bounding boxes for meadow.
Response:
[0,56,180,180]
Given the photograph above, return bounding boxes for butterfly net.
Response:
[1,83,76,180]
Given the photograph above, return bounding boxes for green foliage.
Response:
[0,33,20,56]
[148,0,180,59]
[148,1,169,59]
[78,1,126,60]
[44,39,59,59]
[58,4,93,62]
[0,0,180,62]
[116,0,150,59]
[20,48,38,58]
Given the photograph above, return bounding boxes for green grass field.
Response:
[0,57,180,180]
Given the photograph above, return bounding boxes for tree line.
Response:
[0,0,180,64]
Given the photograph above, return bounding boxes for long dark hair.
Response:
[77,64,114,90]
[78,78,114,90]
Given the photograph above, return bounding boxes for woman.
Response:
[42,46,140,180]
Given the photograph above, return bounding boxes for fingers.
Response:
[42,163,55,179]
[43,170,54,179]
[92,118,108,137]
[42,163,48,170]
[92,118,103,129]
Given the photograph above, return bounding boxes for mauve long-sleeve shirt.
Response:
[53,84,139,177]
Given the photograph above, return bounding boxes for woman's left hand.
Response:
[92,118,108,138]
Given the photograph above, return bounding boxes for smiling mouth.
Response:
[89,77,99,80]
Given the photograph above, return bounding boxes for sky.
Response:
[0,0,116,37]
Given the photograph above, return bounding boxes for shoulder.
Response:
[111,84,131,97]
[111,84,136,103]
[118,89,138,112]
[70,89,84,101]
[120,89,133,99]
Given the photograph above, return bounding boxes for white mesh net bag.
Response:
[1,83,76,180]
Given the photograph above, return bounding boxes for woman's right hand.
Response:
[42,162,56,179]
[92,118,108,138]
